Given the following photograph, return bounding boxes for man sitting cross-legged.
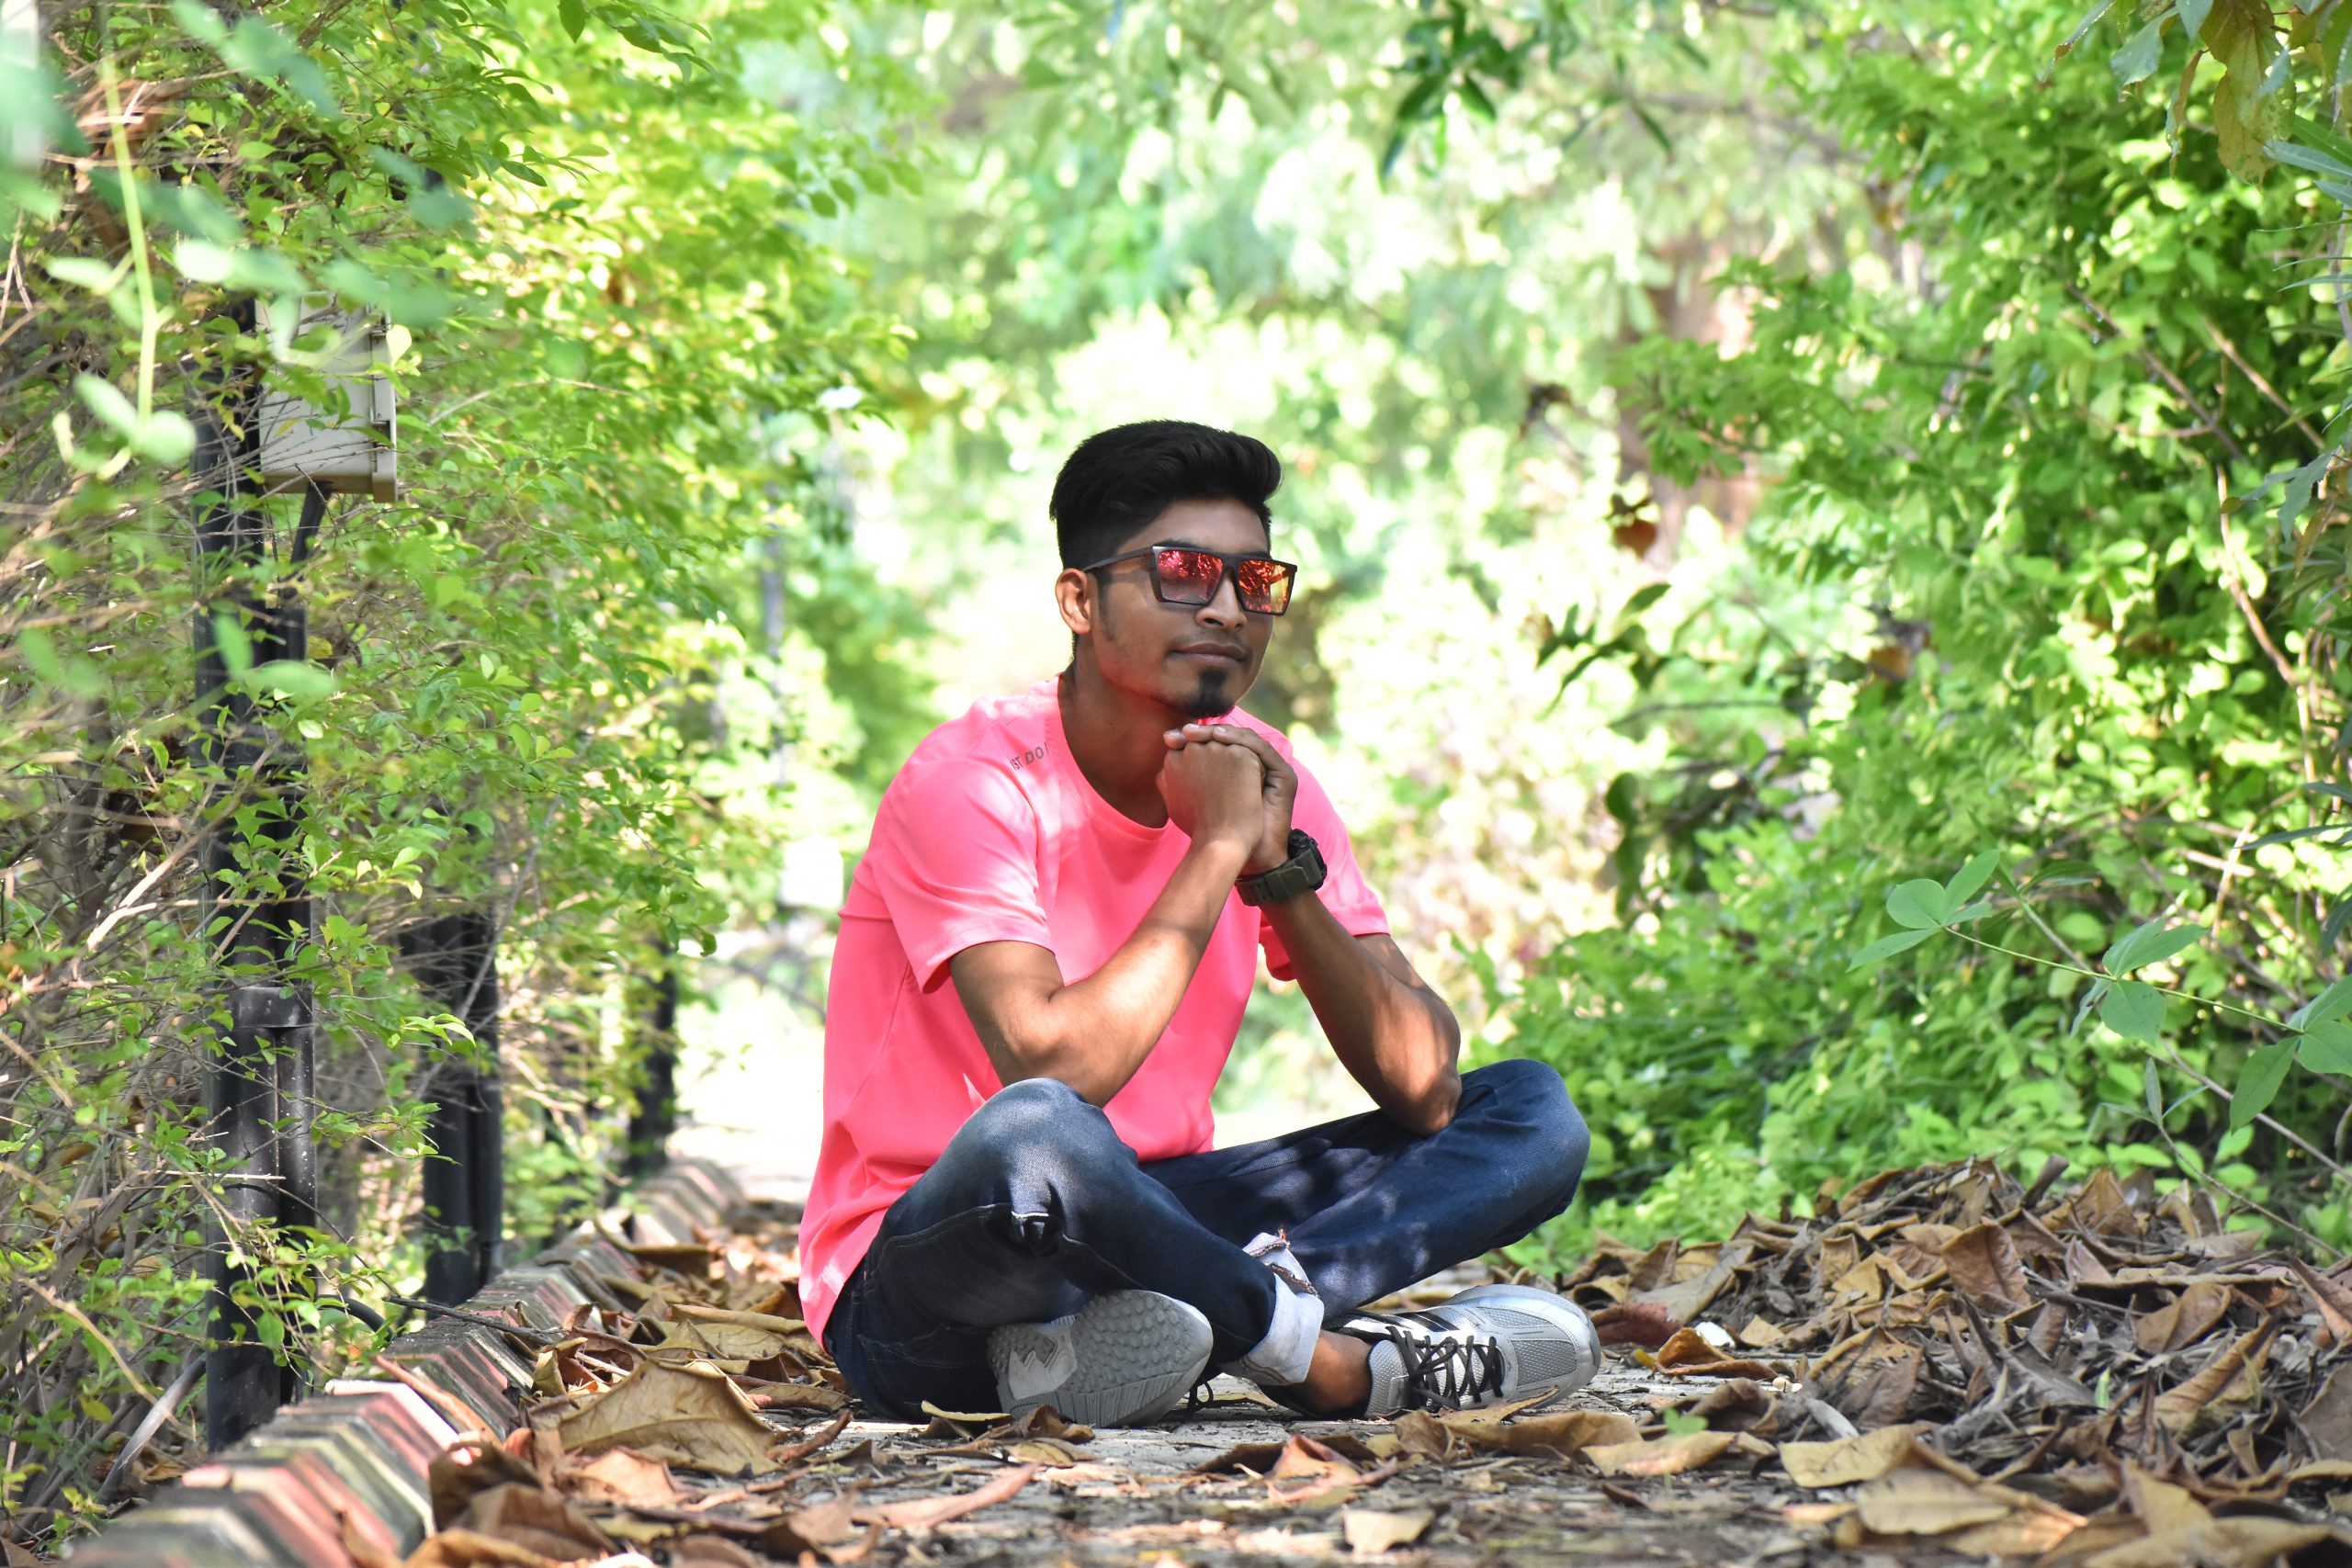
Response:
[802,420,1598,1426]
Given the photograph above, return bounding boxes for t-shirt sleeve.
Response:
[1260,751,1390,982]
[865,757,1053,993]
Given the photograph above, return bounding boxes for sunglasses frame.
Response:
[1078,544,1300,617]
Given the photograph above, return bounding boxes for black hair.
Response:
[1049,421,1282,569]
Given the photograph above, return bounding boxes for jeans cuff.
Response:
[1219,1265,1322,1386]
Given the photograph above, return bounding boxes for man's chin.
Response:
[1181,670,1238,721]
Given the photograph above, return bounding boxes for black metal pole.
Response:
[196,316,317,1448]
[623,961,678,1179]
[401,911,503,1303]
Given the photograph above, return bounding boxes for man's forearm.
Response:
[991,833,1254,1103]
[1265,896,1462,1134]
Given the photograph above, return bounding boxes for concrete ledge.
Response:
[64,1159,748,1566]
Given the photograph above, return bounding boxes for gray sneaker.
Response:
[1342,1282,1600,1416]
[986,1290,1213,1427]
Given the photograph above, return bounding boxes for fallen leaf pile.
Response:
[1550,1156,2352,1560]
[350,1166,2352,1566]
[351,1201,1050,1568]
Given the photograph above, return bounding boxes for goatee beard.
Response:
[1182,670,1230,721]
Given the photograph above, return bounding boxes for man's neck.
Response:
[1057,663,1185,828]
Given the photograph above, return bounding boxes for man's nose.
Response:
[1197,570,1246,627]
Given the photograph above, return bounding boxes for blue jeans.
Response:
[823,1058,1587,1419]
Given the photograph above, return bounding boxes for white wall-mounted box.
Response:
[4,0,42,172]
[254,298,398,502]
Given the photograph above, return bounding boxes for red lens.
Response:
[1235,557,1293,614]
[1153,548,1223,604]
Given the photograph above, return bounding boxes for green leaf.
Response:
[1944,848,2000,908]
[2267,139,2352,180]
[46,256,120,293]
[2111,17,2166,84]
[2055,0,2116,57]
[171,0,229,45]
[2288,974,2352,1031]
[1886,878,1951,930]
[209,611,254,677]
[2099,979,2165,1043]
[2178,0,2211,43]
[73,373,139,436]
[131,409,196,465]
[2298,1021,2352,1075]
[243,660,335,700]
[2103,918,2202,975]
[2230,1041,2297,1129]
[1848,927,1936,970]
[560,0,589,38]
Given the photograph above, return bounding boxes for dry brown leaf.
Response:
[665,1540,769,1568]
[767,1409,853,1467]
[2132,1280,2234,1355]
[1390,1410,1451,1460]
[1447,1408,1639,1458]
[2154,1323,2274,1438]
[1269,1434,1367,1484]
[430,1439,548,1529]
[1946,1506,2084,1557]
[556,1448,680,1508]
[625,1242,716,1273]
[1008,1438,1091,1466]
[1736,1316,1788,1349]
[1635,1242,1751,1324]
[2286,1256,2352,1349]
[1589,1300,1680,1348]
[1939,1222,2032,1314]
[2075,1517,2352,1567]
[860,1463,1036,1530]
[1586,1430,1769,1476]
[1779,1423,1930,1487]
[1342,1507,1433,1554]
[1851,1468,2010,1535]
[402,1529,559,1568]
[555,1358,779,1474]
[452,1483,615,1561]
[2064,1169,2144,1239]
[1626,1237,1681,1292]
[743,1379,851,1413]
[2289,1459,2352,1483]
[758,1494,859,1551]
[1646,1326,1781,1380]
[2120,1462,2211,1534]
[2299,1362,2352,1461]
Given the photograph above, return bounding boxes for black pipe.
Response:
[623,962,679,1179]
[401,911,503,1303]
[196,302,315,1449]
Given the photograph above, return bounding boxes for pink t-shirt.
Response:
[799,678,1389,1344]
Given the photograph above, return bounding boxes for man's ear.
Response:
[1055,568,1095,638]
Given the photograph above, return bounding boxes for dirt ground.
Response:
[788,1367,1915,1568]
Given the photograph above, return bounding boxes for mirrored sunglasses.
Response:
[1080,545,1297,615]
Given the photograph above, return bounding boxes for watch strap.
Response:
[1237,829,1327,907]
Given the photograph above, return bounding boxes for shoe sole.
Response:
[989,1291,1212,1427]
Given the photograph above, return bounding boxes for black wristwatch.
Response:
[1237,829,1327,907]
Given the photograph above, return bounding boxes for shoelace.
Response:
[1380,1324,1505,1411]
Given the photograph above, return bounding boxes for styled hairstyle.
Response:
[1050,421,1282,569]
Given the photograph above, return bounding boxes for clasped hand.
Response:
[1156,722,1297,875]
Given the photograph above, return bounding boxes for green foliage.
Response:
[1,0,918,1542]
[1482,0,2352,1266]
